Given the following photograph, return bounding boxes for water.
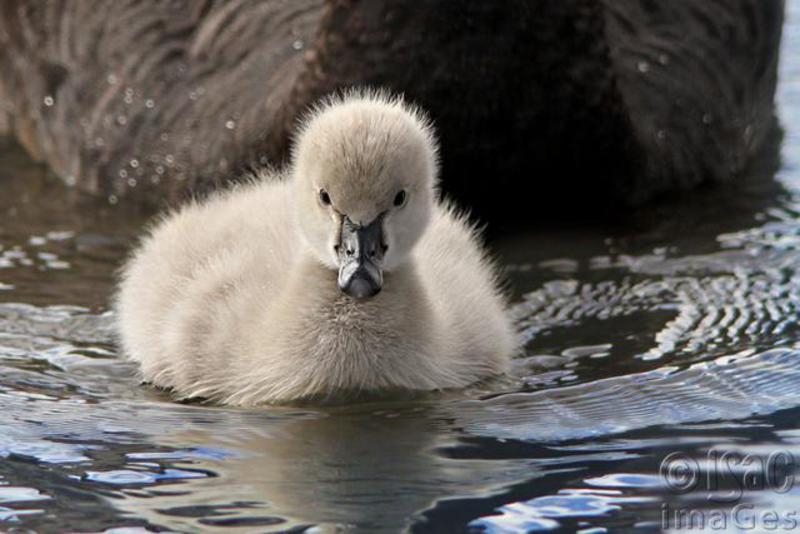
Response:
[4,10,800,534]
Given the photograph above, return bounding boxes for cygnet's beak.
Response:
[337,215,385,299]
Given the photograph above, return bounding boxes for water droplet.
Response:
[119,169,128,178]
[656,130,666,141]
[117,115,127,125]
[165,154,175,165]
[124,87,134,97]
[637,61,650,73]
[292,39,304,50]
[64,175,76,187]
[108,195,119,205]
[150,175,161,184]
[225,120,236,130]
[702,113,713,125]
[123,95,133,104]
[130,159,139,168]
[659,54,669,65]
[189,91,198,101]
[155,165,165,175]
[43,95,54,107]
[127,178,137,187]
[145,99,155,108]
[107,73,118,85]
[94,137,105,147]
[160,132,169,142]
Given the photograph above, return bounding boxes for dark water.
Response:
[4,9,800,534]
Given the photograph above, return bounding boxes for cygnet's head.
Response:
[292,91,438,299]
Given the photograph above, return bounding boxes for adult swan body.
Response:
[0,1,785,221]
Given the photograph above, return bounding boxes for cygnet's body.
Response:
[116,92,515,405]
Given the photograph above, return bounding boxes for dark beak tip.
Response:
[340,278,381,300]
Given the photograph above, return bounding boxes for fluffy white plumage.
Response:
[116,90,515,405]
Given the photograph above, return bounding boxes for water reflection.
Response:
[1,296,799,530]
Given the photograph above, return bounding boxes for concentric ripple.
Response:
[513,244,800,365]
[454,347,800,442]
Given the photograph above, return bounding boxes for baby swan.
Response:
[116,91,515,405]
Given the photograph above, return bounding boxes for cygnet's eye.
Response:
[319,189,331,206]
[393,190,407,207]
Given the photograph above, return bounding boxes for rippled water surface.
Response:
[5,8,800,534]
